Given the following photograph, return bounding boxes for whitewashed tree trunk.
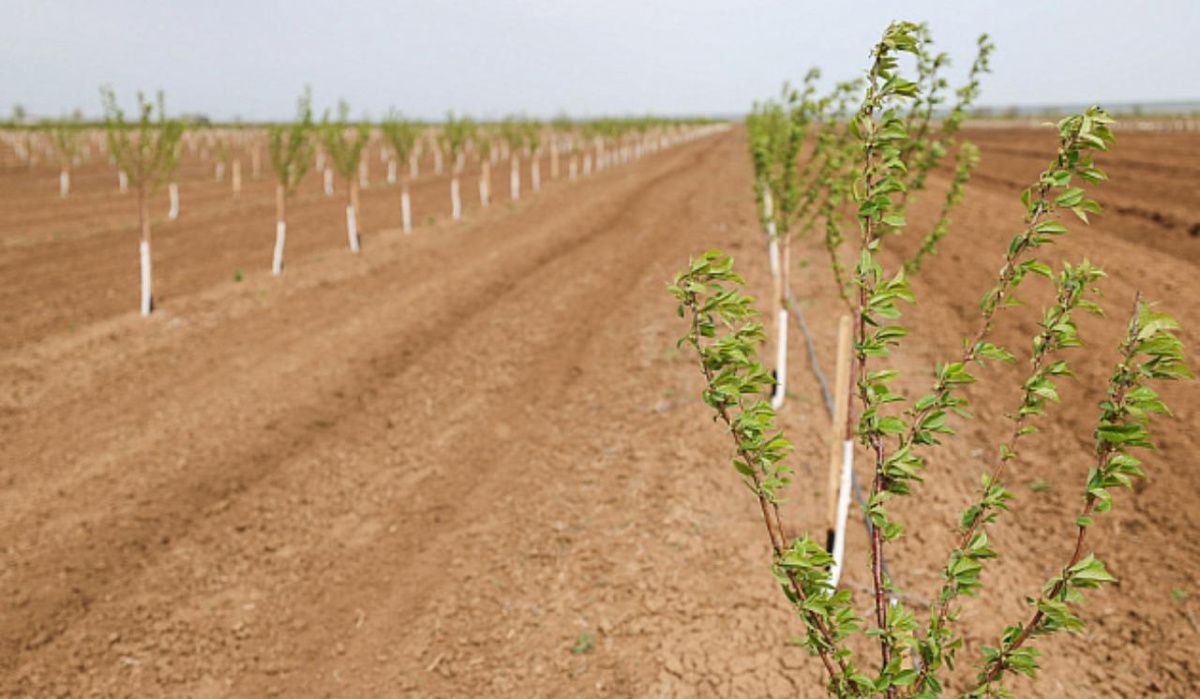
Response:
[531,158,541,193]
[550,142,559,179]
[118,170,129,194]
[401,184,412,233]
[510,156,520,201]
[450,176,462,220]
[215,161,225,181]
[272,221,287,276]
[387,159,397,185]
[167,182,179,221]
[583,153,592,176]
[232,160,242,196]
[409,153,419,179]
[479,161,490,207]
[346,205,360,252]
[359,160,369,188]
[569,157,578,180]
[323,167,333,196]
[59,168,70,199]
[272,183,286,275]
[139,239,153,316]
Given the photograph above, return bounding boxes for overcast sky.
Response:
[2,0,1197,122]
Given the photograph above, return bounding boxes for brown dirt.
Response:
[0,125,1197,698]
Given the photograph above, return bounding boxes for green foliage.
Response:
[571,631,594,655]
[670,251,870,696]
[319,100,370,180]
[380,109,420,165]
[268,87,314,196]
[677,19,1191,699]
[101,87,183,193]
[43,117,83,166]
[439,111,475,165]
[499,116,526,153]
[524,119,543,154]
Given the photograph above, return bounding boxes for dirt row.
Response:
[1,123,1197,697]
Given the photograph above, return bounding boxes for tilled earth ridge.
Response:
[0,126,1197,697]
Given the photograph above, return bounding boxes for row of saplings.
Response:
[671,20,1192,698]
[86,88,713,316]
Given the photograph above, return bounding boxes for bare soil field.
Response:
[1,126,1198,697]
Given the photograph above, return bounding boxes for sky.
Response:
[2,0,1197,122]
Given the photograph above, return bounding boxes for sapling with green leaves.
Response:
[101,88,182,316]
[551,113,573,179]
[525,119,543,192]
[320,101,370,252]
[381,110,420,232]
[673,21,1192,698]
[500,117,525,201]
[745,74,817,409]
[475,128,494,208]
[440,112,474,221]
[267,88,314,276]
[46,117,83,198]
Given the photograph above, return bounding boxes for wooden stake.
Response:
[826,315,854,550]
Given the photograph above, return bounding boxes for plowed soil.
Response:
[1,125,1197,698]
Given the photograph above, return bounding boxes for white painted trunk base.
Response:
[387,160,397,185]
[118,171,128,194]
[139,240,153,316]
[401,191,412,233]
[323,168,333,196]
[451,177,462,220]
[346,205,360,252]
[510,159,520,201]
[168,183,179,221]
[272,221,287,276]
[828,439,855,588]
[770,308,789,410]
[531,160,541,193]
[60,170,70,198]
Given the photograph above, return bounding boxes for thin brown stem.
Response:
[684,302,850,687]
[972,293,1142,691]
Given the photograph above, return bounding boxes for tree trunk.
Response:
[272,183,287,276]
[59,167,70,199]
[401,180,412,233]
[479,160,491,207]
[451,175,461,221]
[167,182,179,221]
[510,155,521,201]
[770,236,790,410]
[138,184,153,316]
[346,179,361,252]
